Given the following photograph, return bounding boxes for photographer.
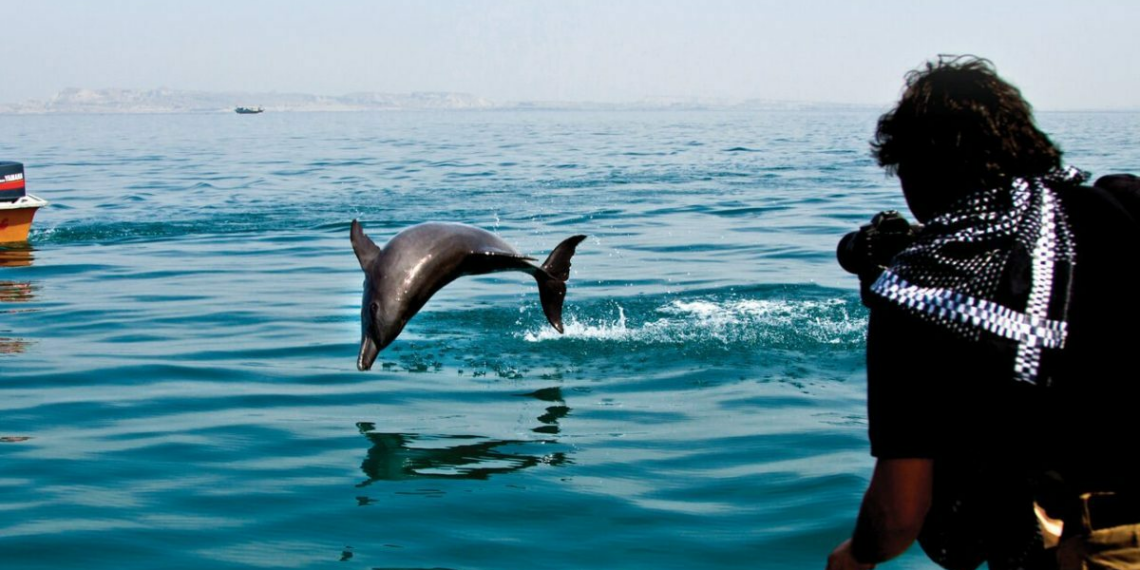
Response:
[828,56,1140,570]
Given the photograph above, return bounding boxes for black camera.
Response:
[837,210,922,278]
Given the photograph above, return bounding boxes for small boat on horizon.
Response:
[235,106,264,114]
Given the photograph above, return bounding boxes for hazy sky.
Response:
[6,0,1138,109]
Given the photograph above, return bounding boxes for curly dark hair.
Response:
[873,56,1061,197]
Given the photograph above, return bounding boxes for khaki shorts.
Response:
[1057,493,1140,570]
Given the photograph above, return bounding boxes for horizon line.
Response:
[2,87,1136,114]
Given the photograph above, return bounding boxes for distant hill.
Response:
[0,88,873,114]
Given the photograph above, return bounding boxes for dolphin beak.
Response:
[357,335,380,371]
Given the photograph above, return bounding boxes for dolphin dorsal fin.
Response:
[351,220,382,270]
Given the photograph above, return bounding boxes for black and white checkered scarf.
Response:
[870,167,1088,385]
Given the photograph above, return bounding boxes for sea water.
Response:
[1,110,1136,569]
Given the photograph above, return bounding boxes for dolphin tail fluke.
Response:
[535,235,587,333]
[537,278,569,333]
[541,235,587,281]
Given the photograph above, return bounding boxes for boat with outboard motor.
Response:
[0,162,48,243]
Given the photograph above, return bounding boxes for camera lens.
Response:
[836,230,864,275]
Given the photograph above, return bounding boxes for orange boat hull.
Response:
[0,204,41,243]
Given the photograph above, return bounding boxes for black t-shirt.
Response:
[866,182,1140,493]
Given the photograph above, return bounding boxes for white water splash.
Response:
[521,297,866,347]
[523,306,630,342]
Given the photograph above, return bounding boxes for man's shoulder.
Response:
[1059,174,1140,224]
[1094,173,1140,195]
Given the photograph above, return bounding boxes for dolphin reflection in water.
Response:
[355,387,572,486]
[351,220,586,370]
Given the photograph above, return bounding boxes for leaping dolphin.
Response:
[350,220,587,371]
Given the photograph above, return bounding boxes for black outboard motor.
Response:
[0,162,26,202]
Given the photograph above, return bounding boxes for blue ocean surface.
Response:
[1,110,1137,570]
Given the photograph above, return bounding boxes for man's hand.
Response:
[827,539,875,570]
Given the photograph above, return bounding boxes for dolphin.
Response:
[350,220,587,371]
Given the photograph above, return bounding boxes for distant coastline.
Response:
[0,87,879,114]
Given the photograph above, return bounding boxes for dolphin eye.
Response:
[370,301,380,316]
